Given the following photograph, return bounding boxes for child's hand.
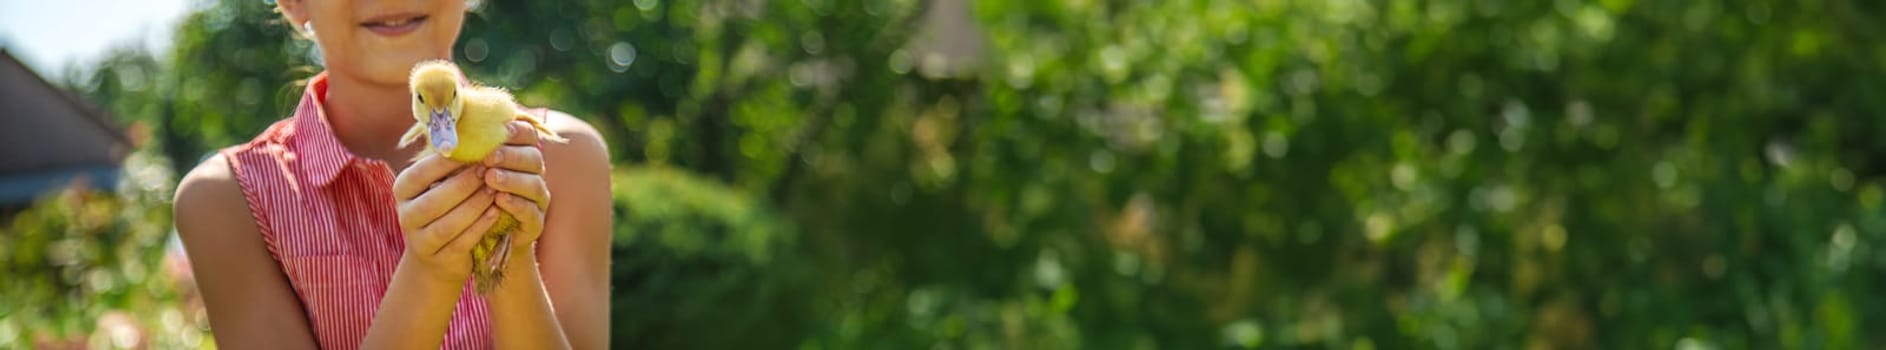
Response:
[480,121,552,253]
[393,154,500,285]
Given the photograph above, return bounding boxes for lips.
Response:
[361,14,428,37]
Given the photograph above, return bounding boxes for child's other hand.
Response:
[393,154,500,285]
[479,121,551,253]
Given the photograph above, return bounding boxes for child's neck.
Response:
[323,72,424,170]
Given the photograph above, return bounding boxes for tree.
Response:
[39,0,1886,348]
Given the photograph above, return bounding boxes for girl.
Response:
[172,0,611,348]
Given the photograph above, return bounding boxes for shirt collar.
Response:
[290,73,357,187]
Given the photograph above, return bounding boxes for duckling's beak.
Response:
[427,108,458,154]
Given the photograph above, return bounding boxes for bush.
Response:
[609,166,817,348]
[45,0,1886,347]
[0,150,209,348]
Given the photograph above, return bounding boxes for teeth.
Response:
[371,17,419,27]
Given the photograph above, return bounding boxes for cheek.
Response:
[309,26,351,54]
[431,12,467,53]
[307,2,355,47]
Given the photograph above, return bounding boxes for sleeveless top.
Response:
[220,73,494,349]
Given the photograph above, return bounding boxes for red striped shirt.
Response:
[221,73,493,349]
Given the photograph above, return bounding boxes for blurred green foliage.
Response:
[16,0,1886,348]
[1,150,207,348]
[610,166,814,348]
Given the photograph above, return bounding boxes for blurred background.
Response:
[3,0,1884,348]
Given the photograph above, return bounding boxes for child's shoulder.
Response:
[535,109,611,178]
[172,153,252,234]
[176,153,236,198]
[173,116,301,210]
[538,109,608,159]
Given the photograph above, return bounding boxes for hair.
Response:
[268,1,311,41]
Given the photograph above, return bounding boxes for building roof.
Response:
[0,48,129,171]
[0,48,130,204]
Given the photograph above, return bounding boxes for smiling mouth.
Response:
[361,15,429,37]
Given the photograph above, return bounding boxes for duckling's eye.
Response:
[417,94,426,104]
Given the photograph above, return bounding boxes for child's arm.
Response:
[179,151,501,349]
[368,153,504,349]
[483,114,613,349]
[175,155,320,349]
